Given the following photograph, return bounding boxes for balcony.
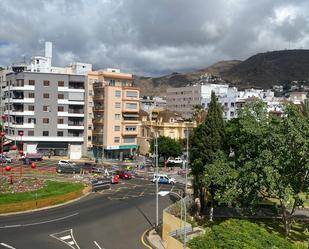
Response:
[68,131,84,137]
[122,128,138,136]
[93,105,104,111]
[93,94,104,101]
[93,82,104,88]
[93,118,104,124]
[68,109,84,114]
[93,129,104,134]
[69,81,84,90]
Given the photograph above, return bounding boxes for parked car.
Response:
[22,153,43,161]
[110,171,119,184]
[116,170,132,179]
[168,157,185,164]
[0,155,12,163]
[152,174,176,185]
[82,163,104,174]
[56,161,81,174]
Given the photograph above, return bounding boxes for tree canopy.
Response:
[149,136,182,160]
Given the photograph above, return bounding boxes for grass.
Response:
[188,218,308,249]
[0,181,85,213]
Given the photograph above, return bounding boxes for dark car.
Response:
[56,163,81,174]
[116,170,132,179]
[82,163,104,174]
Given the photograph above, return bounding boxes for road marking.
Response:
[94,241,103,249]
[141,229,152,249]
[0,213,78,229]
[60,235,72,240]
[0,243,16,249]
[50,229,80,249]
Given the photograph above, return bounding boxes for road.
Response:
[0,178,182,249]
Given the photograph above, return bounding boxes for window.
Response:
[28,105,34,111]
[125,103,137,109]
[115,102,121,108]
[28,130,34,136]
[123,137,135,143]
[88,136,92,141]
[43,93,49,99]
[231,102,235,108]
[126,91,138,98]
[110,79,116,86]
[88,125,92,130]
[115,90,121,97]
[57,131,63,137]
[28,92,35,98]
[114,126,120,131]
[114,137,120,143]
[89,102,93,107]
[224,103,228,107]
[114,114,121,120]
[89,90,93,96]
[58,81,64,87]
[43,106,49,112]
[125,126,136,131]
[58,106,64,112]
[43,131,49,136]
[231,111,235,117]
[57,118,64,124]
[43,80,50,86]
[43,118,49,124]
[58,94,64,99]
[28,118,36,124]
[29,80,35,85]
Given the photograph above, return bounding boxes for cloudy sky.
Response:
[0,0,309,76]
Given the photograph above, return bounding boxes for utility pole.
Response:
[184,127,189,248]
[155,132,159,229]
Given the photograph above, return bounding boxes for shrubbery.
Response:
[188,219,296,249]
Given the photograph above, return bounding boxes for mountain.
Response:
[222,49,309,89]
[134,50,309,96]
[134,60,241,96]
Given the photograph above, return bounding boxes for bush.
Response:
[188,219,294,249]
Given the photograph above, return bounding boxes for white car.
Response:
[168,157,185,164]
[57,160,76,166]
[152,174,176,184]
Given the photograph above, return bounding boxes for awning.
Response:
[119,145,138,150]
[122,114,139,118]
[37,142,68,149]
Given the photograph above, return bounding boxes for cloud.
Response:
[0,0,309,76]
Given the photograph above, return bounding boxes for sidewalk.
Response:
[146,229,166,249]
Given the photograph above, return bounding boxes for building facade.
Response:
[3,72,86,159]
[166,83,238,120]
[86,69,140,160]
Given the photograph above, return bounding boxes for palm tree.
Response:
[192,104,206,124]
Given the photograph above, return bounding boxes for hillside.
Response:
[222,49,309,89]
[134,50,309,96]
[134,60,240,96]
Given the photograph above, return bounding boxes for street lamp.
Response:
[158,190,188,249]
[0,131,5,176]
[155,131,159,230]
[19,131,24,177]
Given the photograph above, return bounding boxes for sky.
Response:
[0,0,309,76]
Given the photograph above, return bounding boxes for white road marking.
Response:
[0,243,16,249]
[94,241,103,249]
[0,213,78,229]
[50,229,80,249]
[60,235,72,240]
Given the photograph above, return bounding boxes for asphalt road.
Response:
[0,178,182,249]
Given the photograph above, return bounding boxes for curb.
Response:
[0,186,91,216]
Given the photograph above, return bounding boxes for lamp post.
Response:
[158,190,187,249]
[0,131,5,176]
[19,131,24,177]
[155,131,159,230]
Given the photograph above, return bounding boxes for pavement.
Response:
[0,178,182,249]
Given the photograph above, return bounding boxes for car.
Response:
[116,170,132,179]
[57,160,76,167]
[152,174,176,184]
[0,155,12,163]
[56,161,81,174]
[110,172,119,184]
[82,163,104,174]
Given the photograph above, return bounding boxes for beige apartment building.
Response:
[85,69,139,160]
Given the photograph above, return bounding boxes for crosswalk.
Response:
[50,229,80,249]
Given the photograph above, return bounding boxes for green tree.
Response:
[190,91,225,218]
[226,100,309,235]
[149,136,182,160]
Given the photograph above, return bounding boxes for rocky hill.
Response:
[134,50,309,96]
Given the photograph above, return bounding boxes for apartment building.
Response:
[166,83,238,120]
[3,71,86,159]
[1,42,91,159]
[86,69,139,160]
